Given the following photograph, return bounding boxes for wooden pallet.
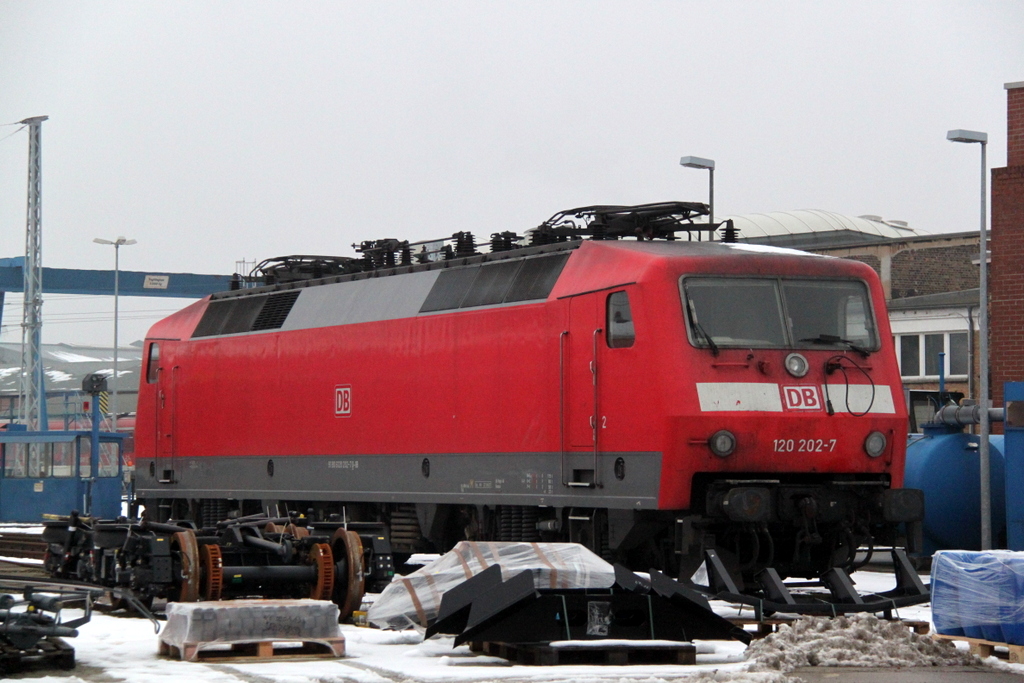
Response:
[729,617,931,638]
[932,633,1024,662]
[159,637,345,663]
[0,636,75,673]
[472,641,696,666]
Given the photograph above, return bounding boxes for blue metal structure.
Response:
[0,427,127,522]
[1004,381,1024,550]
[0,257,235,297]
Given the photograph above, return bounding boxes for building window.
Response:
[924,334,943,376]
[897,332,969,379]
[949,332,969,375]
[900,336,919,377]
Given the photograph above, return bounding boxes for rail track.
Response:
[0,532,48,564]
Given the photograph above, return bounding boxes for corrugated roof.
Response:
[717,209,928,249]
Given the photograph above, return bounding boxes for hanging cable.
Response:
[822,354,876,417]
[0,124,27,144]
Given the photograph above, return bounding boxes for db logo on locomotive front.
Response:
[781,385,822,411]
[335,385,352,417]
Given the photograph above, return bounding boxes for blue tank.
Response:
[905,430,1006,554]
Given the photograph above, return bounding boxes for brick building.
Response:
[991,80,1024,409]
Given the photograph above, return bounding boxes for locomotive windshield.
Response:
[682,277,878,351]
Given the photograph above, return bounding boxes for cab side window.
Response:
[146,343,160,383]
[606,291,635,348]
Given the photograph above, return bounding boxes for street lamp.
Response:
[680,156,716,238]
[93,236,136,433]
[947,128,990,549]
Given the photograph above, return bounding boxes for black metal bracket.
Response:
[694,548,930,617]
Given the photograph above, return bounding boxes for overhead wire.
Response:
[0,124,27,144]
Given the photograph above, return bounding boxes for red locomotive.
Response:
[133,202,923,581]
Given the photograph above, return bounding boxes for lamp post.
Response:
[680,156,716,237]
[93,236,136,433]
[947,128,990,549]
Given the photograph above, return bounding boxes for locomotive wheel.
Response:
[331,529,365,620]
[200,543,224,601]
[308,543,335,601]
[286,524,310,539]
[264,522,283,534]
[171,530,200,602]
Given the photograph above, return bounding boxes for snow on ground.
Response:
[746,614,977,670]
[19,611,750,683]
[0,524,46,534]
[5,568,1024,682]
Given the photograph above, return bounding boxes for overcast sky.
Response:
[1,1,1022,347]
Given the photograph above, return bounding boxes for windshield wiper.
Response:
[799,334,870,358]
[687,300,719,356]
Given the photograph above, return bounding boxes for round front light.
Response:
[785,353,809,378]
[864,431,887,458]
[709,430,737,457]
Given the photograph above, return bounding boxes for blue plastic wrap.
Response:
[932,550,1024,644]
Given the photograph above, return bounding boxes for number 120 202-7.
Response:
[773,438,837,453]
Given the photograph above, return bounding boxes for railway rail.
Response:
[0,532,47,561]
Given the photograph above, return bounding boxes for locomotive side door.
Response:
[564,294,602,483]
[155,363,179,483]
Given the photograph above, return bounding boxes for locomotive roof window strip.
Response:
[207,241,583,302]
[419,252,570,313]
[419,266,481,312]
[191,290,301,338]
[250,290,301,331]
[192,296,266,338]
[190,247,574,336]
[459,259,524,308]
[503,253,569,303]
[680,275,880,352]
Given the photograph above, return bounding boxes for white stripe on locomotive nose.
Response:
[820,384,896,414]
[696,382,896,414]
[697,383,783,412]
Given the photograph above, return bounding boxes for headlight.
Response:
[785,353,809,378]
[864,431,887,458]
[709,430,736,457]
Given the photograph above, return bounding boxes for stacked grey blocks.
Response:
[162,600,341,649]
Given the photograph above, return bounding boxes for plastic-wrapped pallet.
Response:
[932,550,1024,644]
[368,541,616,630]
[161,599,341,650]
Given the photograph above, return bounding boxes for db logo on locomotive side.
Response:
[335,385,352,417]
[781,385,822,411]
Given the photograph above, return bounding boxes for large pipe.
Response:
[933,405,1004,428]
